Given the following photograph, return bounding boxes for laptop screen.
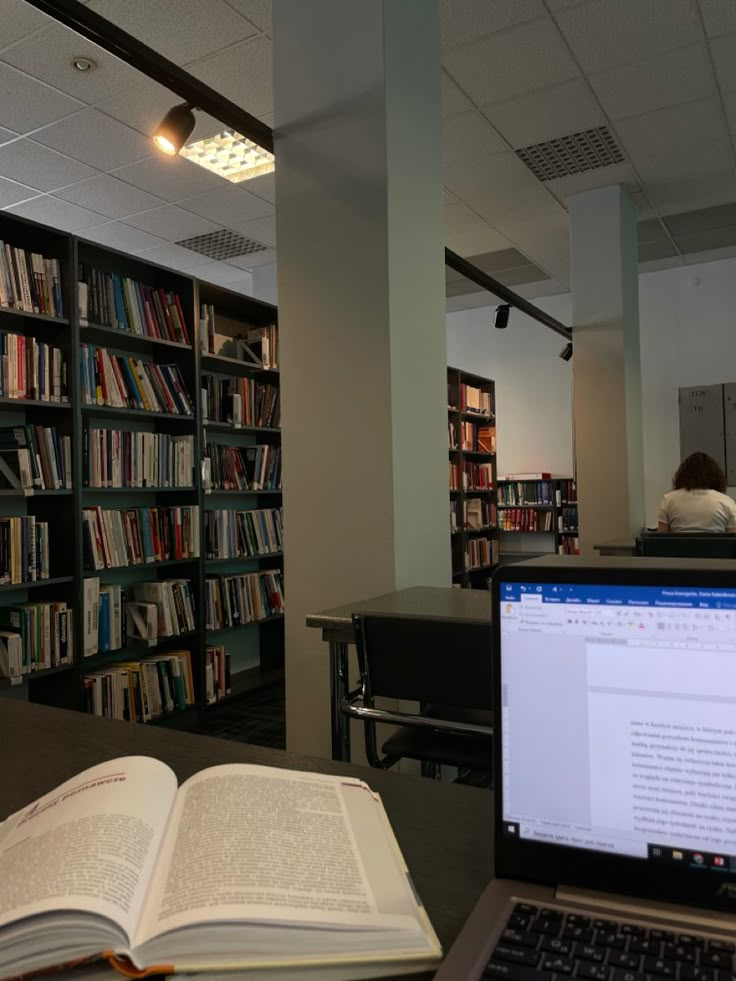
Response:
[499,580,736,873]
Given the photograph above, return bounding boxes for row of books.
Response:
[199,307,278,369]
[0,243,63,317]
[559,479,577,504]
[205,571,285,630]
[450,462,494,490]
[202,377,280,429]
[500,508,555,532]
[0,425,71,491]
[559,537,580,555]
[0,601,73,682]
[205,508,283,559]
[83,578,196,656]
[460,383,492,416]
[465,537,498,570]
[450,497,496,532]
[80,345,193,415]
[203,443,281,492]
[0,331,67,403]
[79,264,190,344]
[83,650,195,722]
[449,421,496,453]
[82,505,200,570]
[560,506,578,532]
[0,515,50,584]
[205,643,232,703]
[497,481,561,506]
[84,429,194,489]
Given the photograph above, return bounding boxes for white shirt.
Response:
[657,488,736,533]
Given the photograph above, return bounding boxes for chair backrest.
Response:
[352,612,492,710]
[637,533,736,558]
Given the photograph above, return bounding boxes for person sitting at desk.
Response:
[657,451,736,533]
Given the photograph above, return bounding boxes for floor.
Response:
[190,682,287,750]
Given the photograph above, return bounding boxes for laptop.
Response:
[436,555,736,981]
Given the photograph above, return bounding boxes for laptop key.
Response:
[562,925,594,943]
[708,942,735,954]
[575,943,607,964]
[530,917,562,936]
[597,932,626,950]
[567,914,592,927]
[501,929,539,949]
[492,945,541,968]
[651,931,676,943]
[540,937,571,956]
[484,963,552,981]
[515,904,538,916]
[611,970,647,981]
[629,939,661,956]
[622,925,646,938]
[701,952,735,970]
[663,944,696,963]
[577,963,609,981]
[540,954,574,974]
[594,920,620,932]
[610,952,642,969]
[679,968,728,981]
[679,936,706,949]
[643,956,676,977]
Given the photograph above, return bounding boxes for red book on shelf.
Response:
[156,288,176,341]
[172,293,190,345]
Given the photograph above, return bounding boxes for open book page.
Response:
[135,764,421,947]
[0,756,177,940]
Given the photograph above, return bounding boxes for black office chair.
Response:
[637,532,736,558]
[347,613,493,778]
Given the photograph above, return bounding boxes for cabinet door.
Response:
[678,385,725,471]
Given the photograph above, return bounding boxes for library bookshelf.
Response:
[0,211,283,725]
[447,367,499,589]
[497,477,578,561]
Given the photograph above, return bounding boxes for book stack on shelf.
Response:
[203,442,281,492]
[83,649,195,722]
[84,430,194,489]
[498,474,579,558]
[205,508,283,560]
[0,425,71,492]
[199,304,278,369]
[206,571,285,630]
[205,642,232,702]
[0,332,67,403]
[0,600,73,683]
[80,346,193,415]
[82,505,200,570]
[448,366,499,588]
[0,515,50,583]
[0,242,63,316]
[202,375,280,428]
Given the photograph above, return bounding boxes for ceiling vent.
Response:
[175,228,268,261]
[516,125,624,182]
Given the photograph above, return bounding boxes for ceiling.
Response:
[1,0,736,307]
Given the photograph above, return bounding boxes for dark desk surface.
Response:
[0,700,492,970]
[306,585,492,631]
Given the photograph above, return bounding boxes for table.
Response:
[0,699,493,980]
[593,539,636,556]
[306,586,491,761]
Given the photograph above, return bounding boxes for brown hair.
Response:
[673,452,727,493]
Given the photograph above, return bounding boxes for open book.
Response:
[0,758,441,981]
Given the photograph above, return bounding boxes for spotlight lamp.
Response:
[494,304,510,329]
[153,102,196,156]
[559,342,573,362]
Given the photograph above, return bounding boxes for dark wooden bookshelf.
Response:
[447,366,498,590]
[497,477,578,557]
[0,212,284,725]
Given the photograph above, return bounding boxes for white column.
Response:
[251,262,277,305]
[272,0,450,757]
[569,185,644,553]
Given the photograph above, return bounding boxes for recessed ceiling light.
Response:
[71,57,97,72]
[180,130,275,183]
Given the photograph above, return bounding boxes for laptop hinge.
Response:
[556,886,736,932]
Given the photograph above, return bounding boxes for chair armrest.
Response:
[342,693,493,737]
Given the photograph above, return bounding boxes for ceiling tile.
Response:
[641,139,736,215]
[0,128,16,146]
[440,0,544,50]
[545,162,639,206]
[180,185,273,225]
[185,261,250,287]
[639,255,685,272]
[467,247,530,271]
[443,111,508,169]
[638,240,679,262]
[246,172,275,203]
[673,226,736,253]
[0,62,83,133]
[637,218,674,246]
[88,0,256,64]
[446,278,486,298]
[722,90,736,131]
[97,77,224,142]
[0,0,50,53]
[0,138,97,191]
[55,173,165,219]
[190,36,273,119]
[635,137,734,184]
[124,205,221,242]
[481,78,605,149]
[589,43,716,119]
[78,221,169,253]
[228,246,277,269]
[444,202,513,255]
[441,70,473,116]
[446,297,470,312]
[458,290,502,309]
[5,194,103,231]
[683,244,736,264]
[231,215,277,248]
[554,0,703,73]
[222,0,271,32]
[33,109,152,171]
[442,19,579,106]
[663,202,736,235]
[614,97,726,161]
[0,176,38,208]
[113,154,223,202]
[711,33,736,92]
[496,264,550,286]
[699,0,736,38]
[135,243,207,270]
[1,22,141,102]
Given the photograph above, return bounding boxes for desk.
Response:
[306,586,491,761]
[593,539,636,556]
[0,700,492,979]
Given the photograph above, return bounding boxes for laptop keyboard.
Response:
[485,904,735,981]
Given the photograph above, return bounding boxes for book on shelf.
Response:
[460,382,492,416]
[0,242,63,317]
[0,515,49,583]
[0,631,22,684]
[500,508,554,532]
[463,461,493,490]
[477,425,496,454]
[0,756,440,979]
[559,536,580,555]
[78,264,190,344]
[203,443,281,492]
[82,506,200,571]
[131,579,195,639]
[83,650,195,722]
[80,345,194,416]
[465,537,498,570]
[450,504,458,532]
[205,508,283,559]
[464,497,495,530]
[0,331,67,403]
[0,425,71,491]
[84,580,127,657]
[202,375,280,428]
[126,601,157,646]
[205,642,231,702]
[0,600,72,675]
[84,429,194,489]
[205,570,284,630]
[505,471,551,480]
[498,480,553,507]
[247,323,278,369]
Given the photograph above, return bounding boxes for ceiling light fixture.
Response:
[180,130,275,183]
[153,102,196,156]
[494,304,510,330]
[71,56,96,71]
[559,342,573,362]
